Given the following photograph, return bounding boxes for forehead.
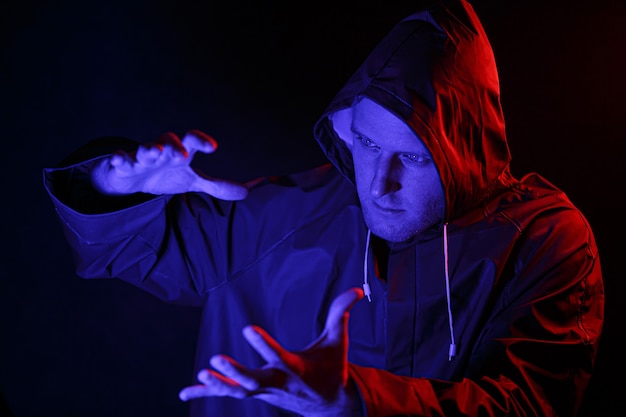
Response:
[352,98,428,152]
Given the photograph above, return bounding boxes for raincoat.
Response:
[44,0,603,415]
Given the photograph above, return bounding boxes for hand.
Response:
[91,130,248,200]
[178,288,365,416]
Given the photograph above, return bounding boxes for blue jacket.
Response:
[44,1,603,415]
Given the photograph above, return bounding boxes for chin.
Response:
[364,213,437,243]
[366,222,418,243]
[378,230,417,243]
[362,200,444,243]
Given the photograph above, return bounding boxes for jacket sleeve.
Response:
[42,138,233,306]
[348,207,604,417]
[348,365,545,416]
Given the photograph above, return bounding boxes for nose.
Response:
[370,156,400,198]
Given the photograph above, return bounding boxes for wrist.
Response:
[305,378,365,417]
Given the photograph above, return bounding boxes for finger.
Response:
[157,144,187,163]
[182,130,218,157]
[324,288,364,344]
[178,369,248,401]
[135,144,162,165]
[157,132,188,157]
[109,150,134,172]
[210,355,261,391]
[242,325,288,365]
[178,384,213,402]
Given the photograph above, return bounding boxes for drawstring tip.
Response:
[448,343,457,361]
[363,283,372,302]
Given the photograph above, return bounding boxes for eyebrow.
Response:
[350,125,369,140]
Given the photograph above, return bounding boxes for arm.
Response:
[43,130,248,305]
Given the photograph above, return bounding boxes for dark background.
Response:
[1,0,623,416]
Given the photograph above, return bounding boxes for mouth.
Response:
[372,201,404,214]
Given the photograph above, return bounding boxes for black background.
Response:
[1,1,624,416]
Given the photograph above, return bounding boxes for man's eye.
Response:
[357,136,378,149]
[402,154,430,164]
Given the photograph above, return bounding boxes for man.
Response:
[44,0,604,416]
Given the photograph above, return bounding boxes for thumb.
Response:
[324,288,364,344]
[182,130,249,200]
[193,174,249,201]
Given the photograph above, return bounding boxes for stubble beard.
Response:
[361,200,444,243]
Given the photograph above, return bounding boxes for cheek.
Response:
[354,171,371,199]
[352,154,372,187]
[405,173,444,205]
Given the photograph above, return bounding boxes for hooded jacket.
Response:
[44,1,603,416]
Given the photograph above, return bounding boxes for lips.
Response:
[372,201,404,214]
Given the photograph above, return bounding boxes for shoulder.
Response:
[489,173,598,258]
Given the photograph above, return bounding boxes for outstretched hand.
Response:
[91,130,248,200]
[179,288,365,416]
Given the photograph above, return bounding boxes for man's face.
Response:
[351,98,445,242]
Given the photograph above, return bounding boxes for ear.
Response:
[329,108,353,150]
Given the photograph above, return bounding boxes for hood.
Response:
[313,0,512,222]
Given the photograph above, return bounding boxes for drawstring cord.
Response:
[443,223,457,360]
[363,229,372,302]
[362,225,456,360]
